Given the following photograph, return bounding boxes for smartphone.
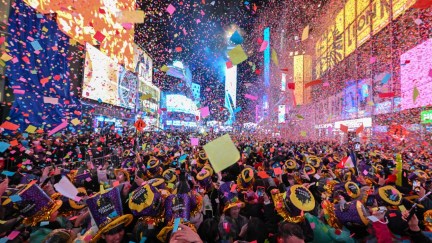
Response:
[257,186,265,197]
[413,180,421,192]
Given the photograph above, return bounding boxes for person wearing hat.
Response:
[86,186,133,243]
[218,181,248,242]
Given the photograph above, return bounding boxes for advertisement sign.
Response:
[315,0,415,78]
[401,38,432,110]
[25,0,136,71]
[421,110,432,124]
[278,105,286,123]
[166,94,198,115]
[335,117,372,130]
[133,44,152,85]
[83,44,137,109]
[225,65,237,108]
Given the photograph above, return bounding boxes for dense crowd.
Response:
[0,130,432,243]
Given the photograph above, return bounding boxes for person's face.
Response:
[103,229,125,243]
[229,206,240,219]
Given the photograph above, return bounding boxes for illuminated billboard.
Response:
[24,0,136,71]
[166,94,199,115]
[401,38,432,110]
[293,55,312,105]
[315,0,415,77]
[225,65,237,108]
[278,105,286,123]
[83,44,137,109]
[133,44,153,85]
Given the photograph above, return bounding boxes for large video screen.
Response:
[401,38,432,110]
[225,65,237,108]
[83,44,137,109]
[133,44,152,84]
[166,94,198,115]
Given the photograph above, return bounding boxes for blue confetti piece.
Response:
[230,31,244,45]
[0,237,9,243]
[30,40,42,51]
[179,154,188,163]
[40,221,49,226]
[234,107,242,113]
[173,218,181,233]
[1,170,15,177]
[36,14,43,18]
[22,133,28,138]
[139,237,147,243]
[108,211,118,218]
[381,73,391,84]
[10,195,22,202]
[0,142,10,153]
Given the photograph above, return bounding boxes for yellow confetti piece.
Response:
[71,118,81,126]
[1,53,13,62]
[160,65,170,72]
[25,125,37,134]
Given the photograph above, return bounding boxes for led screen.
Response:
[133,44,152,85]
[225,65,237,108]
[24,0,136,70]
[278,105,286,123]
[401,38,432,110]
[83,43,137,109]
[166,94,198,115]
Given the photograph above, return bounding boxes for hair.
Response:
[43,229,71,243]
[278,222,305,241]
[197,218,220,243]
[244,217,267,243]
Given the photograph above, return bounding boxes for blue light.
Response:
[264,27,270,87]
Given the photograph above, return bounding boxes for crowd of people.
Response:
[0,130,432,243]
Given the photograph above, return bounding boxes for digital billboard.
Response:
[83,43,137,109]
[166,94,199,115]
[24,0,136,70]
[225,65,237,108]
[315,0,415,78]
[278,105,286,123]
[133,44,153,85]
[401,38,432,110]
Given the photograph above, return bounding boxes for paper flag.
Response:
[117,10,145,23]
[25,125,37,133]
[0,142,10,153]
[166,4,176,15]
[259,41,268,52]
[356,124,364,134]
[191,137,199,146]
[54,176,79,201]
[228,45,248,65]
[230,31,244,44]
[200,106,210,118]
[203,134,240,173]
[0,121,19,131]
[340,124,349,133]
[413,86,419,102]
[43,97,59,104]
[271,49,279,66]
[301,25,309,41]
